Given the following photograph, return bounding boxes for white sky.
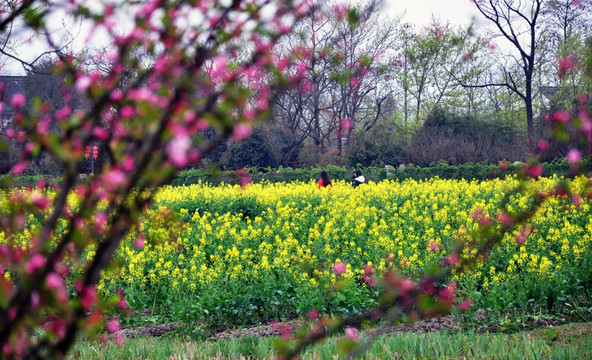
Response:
[384,0,481,27]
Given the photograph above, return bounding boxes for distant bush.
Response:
[220,128,278,170]
[346,123,406,168]
[0,174,62,188]
[407,108,528,166]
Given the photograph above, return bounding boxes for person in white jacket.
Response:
[352,170,365,188]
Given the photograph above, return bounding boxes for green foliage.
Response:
[346,123,405,167]
[220,128,278,170]
[169,160,572,186]
[408,108,528,166]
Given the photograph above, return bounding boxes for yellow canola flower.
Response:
[3,175,584,307]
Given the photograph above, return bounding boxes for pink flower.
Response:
[30,291,40,310]
[103,169,127,188]
[32,193,51,210]
[11,161,26,175]
[340,118,352,130]
[363,263,374,276]
[479,216,491,227]
[11,93,25,108]
[345,327,359,343]
[460,299,472,311]
[462,51,474,61]
[25,254,45,274]
[333,261,346,275]
[301,80,314,92]
[428,240,440,252]
[55,106,72,121]
[438,285,455,306]
[308,309,319,320]
[210,55,229,82]
[80,286,97,311]
[552,111,570,123]
[232,123,252,141]
[46,272,62,290]
[333,3,349,20]
[46,319,67,339]
[447,253,459,267]
[167,134,191,168]
[134,234,145,249]
[111,89,123,101]
[537,140,549,151]
[46,272,68,302]
[118,296,129,311]
[497,212,514,227]
[122,156,135,172]
[558,56,576,77]
[93,127,109,140]
[572,194,582,207]
[515,226,531,244]
[95,212,108,234]
[566,149,581,164]
[120,105,135,119]
[471,209,484,220]
[525,164,543,178]
[398,278,415,296]
[106,318,120,333]
[75,76,93,92]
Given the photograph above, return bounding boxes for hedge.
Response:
[170,159,573,186]
[1,159,574,188]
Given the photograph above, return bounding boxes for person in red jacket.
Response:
[318,170,333,191]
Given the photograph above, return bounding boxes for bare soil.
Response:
[115,312,591,341]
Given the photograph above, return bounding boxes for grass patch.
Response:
[69,322,592,359]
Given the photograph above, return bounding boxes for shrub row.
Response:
[171,159,573,186]
[1,159,573,188]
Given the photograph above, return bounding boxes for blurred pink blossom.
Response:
[552,110,570,123]
[95,212,108,234]
[106,318,120,333]
[345,327,359,343]
[447,253,459,267]
[525,164,543,178]
[233,123,252,141]
[75,76,93,92]
[558,56,576,77]
[25,254,45,275]
[134,234,145,250]
[122,156,135,172]
[80,286,97,311]
[11,93,25,108]
[497,212,514,227]
[340,118,352,130]
[428,240,440,252]
[537,140,549,151]
[167,134,191,168]
[308,309,319,320]
[567,149,581,164]
[333,261,346,275]
[93,127,109,140]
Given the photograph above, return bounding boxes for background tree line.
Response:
[2,0,592,175]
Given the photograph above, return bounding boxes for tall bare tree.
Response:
[471,0,545,141]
